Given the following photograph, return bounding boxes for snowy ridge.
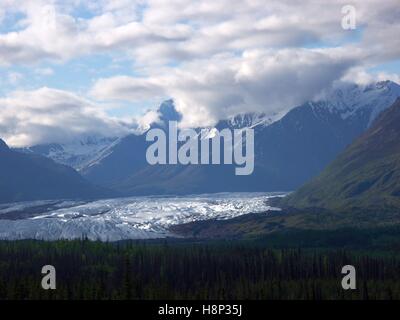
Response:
[225,110,287,129]
[79,136,125,170]
[18,136,118,171]
[312,80,400,125]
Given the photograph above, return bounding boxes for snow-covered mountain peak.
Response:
[224,109,287,130]
[313,80,400,125]
[17,135,118,171]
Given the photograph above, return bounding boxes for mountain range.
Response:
[8,80,400,198]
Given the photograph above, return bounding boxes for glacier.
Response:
[0,192,285,241]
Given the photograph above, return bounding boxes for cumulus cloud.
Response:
[90,76,167,101]
[0,87,135,147]
[0,0,398,66]
[342,68,400,86]
[91,48,359,127]
[0,0,192,65]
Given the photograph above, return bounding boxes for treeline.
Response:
[0,239,399,300]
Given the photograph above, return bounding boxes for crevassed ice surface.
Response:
[0,192,285,241]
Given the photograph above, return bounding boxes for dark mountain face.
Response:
[252,101,371,190]
[82,133,150,188]
[0,139,112,203]
[0,139,9,150]
[158,99,182,123]
[282,98,400,211]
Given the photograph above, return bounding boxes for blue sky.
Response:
[0,0,399,146]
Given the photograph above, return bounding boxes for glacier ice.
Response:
[0,192,285,241]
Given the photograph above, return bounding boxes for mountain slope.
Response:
[0,139,112,203]
[282,98,400,211]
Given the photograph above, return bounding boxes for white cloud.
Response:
[91,48,358,127]
[137,109,160,131]
[0,0,398,66]
[375,72,400,84]
[0,87,135,147]
[340,65,400,86]
[90,75,166,101]
[0,0,192,65]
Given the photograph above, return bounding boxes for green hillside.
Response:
[282,98,400,212]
